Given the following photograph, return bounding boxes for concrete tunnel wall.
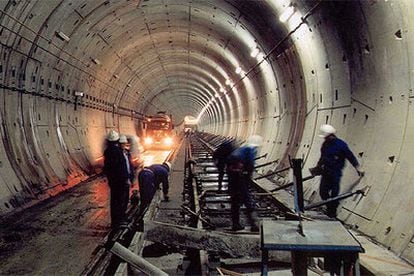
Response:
[0,0,413,263]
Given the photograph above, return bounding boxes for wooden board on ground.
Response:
[144,221,260,258]
[222,229,259,235]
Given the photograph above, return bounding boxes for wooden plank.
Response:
[144,221,261,258]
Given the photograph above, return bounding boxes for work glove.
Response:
[355,166,365,177]
[309,166,323,176]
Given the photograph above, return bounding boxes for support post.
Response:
[292,158,304,213]
[291,251,308,276]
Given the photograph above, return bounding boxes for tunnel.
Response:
[0,0,413,272]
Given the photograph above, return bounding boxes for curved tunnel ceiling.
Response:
[70,0,289,120]
[1,0,414,265]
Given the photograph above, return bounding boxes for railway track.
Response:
[174,133,306,274]
[185,135,292,229]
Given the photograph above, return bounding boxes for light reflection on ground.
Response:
[142,150,171,166]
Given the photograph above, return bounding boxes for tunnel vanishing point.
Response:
[0,0,413,265]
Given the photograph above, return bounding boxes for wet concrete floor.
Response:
[0,176,110,275]
[0,149,172,275]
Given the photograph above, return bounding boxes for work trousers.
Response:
[319,173,341,218]
[227,171,257,227]
[216,162,225,191]
[139,182,156,210]
[109,181,130,228]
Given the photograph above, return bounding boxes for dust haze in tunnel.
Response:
[0,0,413,264]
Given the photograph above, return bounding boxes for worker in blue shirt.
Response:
[226,135,263,232]
[137,168,157,211]
[148,162,171,202]
[310,124,364,218]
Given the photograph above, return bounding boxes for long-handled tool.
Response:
[304,187,366,210]
[254,166,290,180]
[181,205,216,229]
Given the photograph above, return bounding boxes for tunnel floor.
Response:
[0,176,110,275]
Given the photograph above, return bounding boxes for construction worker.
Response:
[148,162,171,202]
[212,138,237,191]
[310,124,364,218]
[137,167,157,211]
[103,130,131,228]
[226,135,263,232]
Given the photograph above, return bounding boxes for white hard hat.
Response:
[119,135,128,144]
[162,161,172,172]
[318,124,336,138]
[246,134,263,147]
[107,130,119,141]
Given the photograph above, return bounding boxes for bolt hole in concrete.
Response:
[385,226,392,235]
[395,29,402,40]
[364,44,370,54]
[364,114,369,124]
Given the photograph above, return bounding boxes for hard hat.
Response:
[107,130,119,141]
[318,124,336,138]
[162,161,172,172]
[119,135,128,144]
[246,134,263,147]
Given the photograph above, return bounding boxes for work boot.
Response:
[251,224,259,232]
[231,224,245,231]
[248,210,259,232]
[231,210,243,231]
[326,204,337,218]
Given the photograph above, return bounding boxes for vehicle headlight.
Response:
[164,137,173,145]
[144,137,153,144]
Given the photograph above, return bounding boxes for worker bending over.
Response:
[137,167,157,211]
[137,161,172,212]
[148,162,171,202]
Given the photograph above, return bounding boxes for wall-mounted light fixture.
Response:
[92,58,101,65]
[74,91,84,97]
[55,31,70,42]
[74,91,84,110]
[279,5,295,22]
[250,47,260,58]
